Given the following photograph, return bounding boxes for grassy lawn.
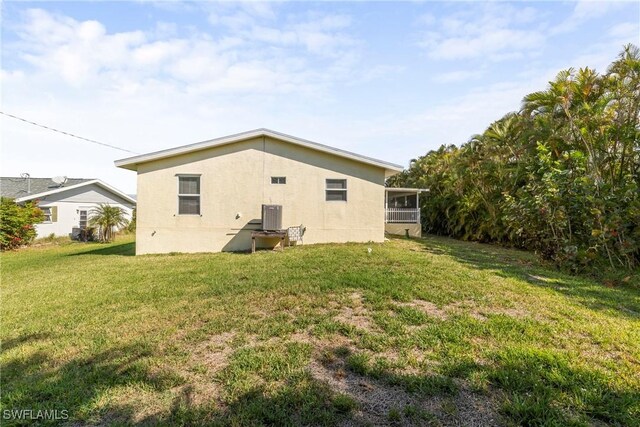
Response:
[2,235,639,426]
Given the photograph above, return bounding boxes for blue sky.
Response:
[2,1,638,193]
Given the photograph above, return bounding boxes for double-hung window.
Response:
[41,207,52,222]
[178,175,201,215]
[326,179,347,201]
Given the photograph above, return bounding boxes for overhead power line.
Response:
[0,111,138,154]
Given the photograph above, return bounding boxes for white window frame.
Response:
[79,209,89,229]
[271,176,286,184]
[41,207,52,223]
[176,174,201,216]
[325,179,347,202]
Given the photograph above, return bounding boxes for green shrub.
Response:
[0,197,44,250]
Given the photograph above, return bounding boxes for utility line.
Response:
[0,111,138,154]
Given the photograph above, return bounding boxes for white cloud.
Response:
[551,0,627,35]
[207,1,277,30]
[132,40,186,66]
[608,22,640,39]
[417,3,545,61]
[16,10,147,85]
[7,7,364,95]
[219,8,357,59]
[423,28,543,61]
[432,69,484,83]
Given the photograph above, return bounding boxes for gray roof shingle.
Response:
[0,177,94,199]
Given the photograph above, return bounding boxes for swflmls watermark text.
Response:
[3,409,69,421]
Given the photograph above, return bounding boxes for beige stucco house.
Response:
[115,129,424,255]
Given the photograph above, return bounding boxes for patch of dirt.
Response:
[335,292,375,331]
[310,352,410,425]
[327,293,344,310]
[288,328,323,346]
[444,300,487,321]
[446,380,503,426]
[168,331,239,407]
[193,331,236,372]
[98,388,171,425]
[309,344,502,426]
[400,299,449,320]
[376,347,438,374]
[464,312,489,322]
[171,381,220,409]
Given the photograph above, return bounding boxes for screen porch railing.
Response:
[385,208,420,224]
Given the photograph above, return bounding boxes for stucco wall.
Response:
[384,223,422,238]
[135,136,387,254]
[34,184,134,238]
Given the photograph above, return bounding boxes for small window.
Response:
[41,207,52,222]
[326,179,347,201]
[271,176,286,184]
[178,176,201,215]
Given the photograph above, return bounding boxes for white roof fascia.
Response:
[15,179,136,205]
[385,187,430,193]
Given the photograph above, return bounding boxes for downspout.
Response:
[384,189,388,224]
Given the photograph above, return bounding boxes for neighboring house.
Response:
[115,128,423,255]
[0,177,136,238]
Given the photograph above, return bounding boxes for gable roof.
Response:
[114,128,404,174]
[0,177,92,199]
[0,177,136,205]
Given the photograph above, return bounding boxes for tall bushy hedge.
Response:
[388,45,640,272]
[0,197,44,250]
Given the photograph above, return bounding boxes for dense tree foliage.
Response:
[389,45,640,272]
[0,198,44,250]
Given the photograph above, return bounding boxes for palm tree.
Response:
[89,204,129,242]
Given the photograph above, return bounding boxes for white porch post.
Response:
[416,191,420,224]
